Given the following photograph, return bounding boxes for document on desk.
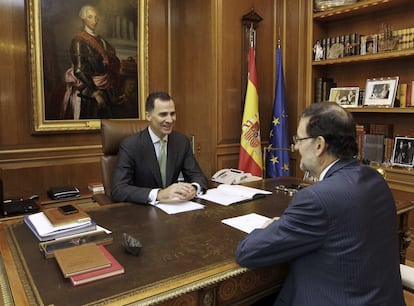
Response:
[156,201,205,214]
[197,184,272,206]
[222,213,278,233]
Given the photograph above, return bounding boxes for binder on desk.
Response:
[24,212,96,241]
[39,227,113,258]
[43,207,91,227]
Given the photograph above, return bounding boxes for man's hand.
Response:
[157,182,196,202]
[92,90,106,107]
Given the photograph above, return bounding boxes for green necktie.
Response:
[159,139,167,187]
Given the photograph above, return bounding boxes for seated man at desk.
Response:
[112,91,208,204]
[236,102,404,305]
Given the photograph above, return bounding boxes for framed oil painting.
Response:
[27,0,148,133]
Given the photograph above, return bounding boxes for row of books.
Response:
[396,82,414,108]
[356,123,394,164]
[314,27,414,61]
[314,77,336,103]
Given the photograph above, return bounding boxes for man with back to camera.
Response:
[111,91,208,204]
[236,102,405,305]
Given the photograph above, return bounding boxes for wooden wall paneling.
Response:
[0,0,172,198]
[0,146,102,198]
[169,0,215,177]
[0,0,106,197]
[0,0,28,145]
[148,0,170,93]
[215,0,276,173]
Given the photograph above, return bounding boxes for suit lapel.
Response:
[141,129,163,186]
[166,132,178,185]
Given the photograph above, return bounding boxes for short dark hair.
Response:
[145,92,173,112]
[301,102,358,159]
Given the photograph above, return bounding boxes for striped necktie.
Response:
[159,139,167,187]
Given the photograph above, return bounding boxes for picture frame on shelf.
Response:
[329,87,359,107]
[363,77,399,107]
[391,136,414,167]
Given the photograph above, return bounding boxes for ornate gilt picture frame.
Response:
[27,0,148,133]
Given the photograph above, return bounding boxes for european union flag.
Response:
[266,45,290,177]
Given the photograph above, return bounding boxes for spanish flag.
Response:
[238,45,263,177]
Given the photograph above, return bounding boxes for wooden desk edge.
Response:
[97,262,247,306]
[0,224,29,306]
[0,219,249,306]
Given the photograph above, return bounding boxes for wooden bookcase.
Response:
[309,0,414,193]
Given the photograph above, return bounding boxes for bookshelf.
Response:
[309,0,414,192]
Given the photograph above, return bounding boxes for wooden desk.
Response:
[0,177,412,305]
[0,178,294,306]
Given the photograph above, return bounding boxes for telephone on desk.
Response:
[211,168,261,185]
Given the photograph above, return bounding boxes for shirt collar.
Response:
[319,159,339,181]
[148,126,168,144]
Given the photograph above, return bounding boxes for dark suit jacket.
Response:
[236,159,405,306]
[111,128,208,204]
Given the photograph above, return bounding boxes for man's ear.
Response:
[145,112,151,121]
[315,136,327,156]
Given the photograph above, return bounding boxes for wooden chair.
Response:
[99,119,148,203]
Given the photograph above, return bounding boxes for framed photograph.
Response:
[27,0,149,133]
[329,87,359,107]
[391,137,414,167]
[363,77,399,107]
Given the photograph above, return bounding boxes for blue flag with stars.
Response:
[266,45,290,177]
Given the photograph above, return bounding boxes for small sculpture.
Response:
[122,233,142,256]
[327,43,344,59]
[313,40,324,61]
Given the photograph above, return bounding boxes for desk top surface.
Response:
[1,177,298,306]
[2,176,412,305]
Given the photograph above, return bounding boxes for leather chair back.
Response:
[101,119,148,198]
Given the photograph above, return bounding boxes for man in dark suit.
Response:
[111,92,208,204]
[236,102,405,305]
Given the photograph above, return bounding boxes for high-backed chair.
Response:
[100,119,148,201]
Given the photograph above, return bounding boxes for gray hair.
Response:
[79,5,97,20]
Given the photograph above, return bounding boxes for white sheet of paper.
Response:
[221,213,275,233]
[198,185,272,206]
[156,201,205,214]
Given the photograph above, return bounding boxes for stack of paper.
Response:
[24,211,96,241]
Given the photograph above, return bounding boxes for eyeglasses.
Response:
[292,135,315,145]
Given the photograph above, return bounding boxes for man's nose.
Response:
[165,115,174,122]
